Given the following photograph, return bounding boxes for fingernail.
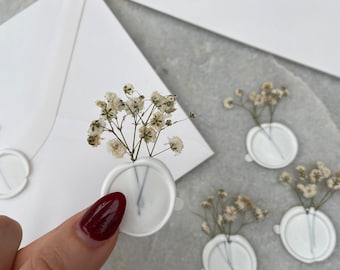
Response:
[79,192,126,241]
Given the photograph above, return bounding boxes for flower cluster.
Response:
[279,161,340,212]
[223,81,290,127]
[198,189,268,240]
[87,84,188,161]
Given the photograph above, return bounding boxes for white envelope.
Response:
[132,0,340,78]
[0,0,213,246]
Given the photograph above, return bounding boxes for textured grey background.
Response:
[1,1,340,269]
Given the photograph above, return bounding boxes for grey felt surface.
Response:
[2,1,340,269]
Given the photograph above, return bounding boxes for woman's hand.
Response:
[0,192,126,270]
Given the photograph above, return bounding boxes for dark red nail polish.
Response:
[79,192,126,241]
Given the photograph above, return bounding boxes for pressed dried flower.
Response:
[217,189,228,198]
[126,96,144,115]
[223,97,234,109]
[87,135,102,147]
[235,88,243,97]
[248,91,256,101]
[302,184,317,199]
[254,94,265,106]
[216,214,224,228]
[234,195,253,210]
[322,166,331,178]
[95,100,107,109]
[107,139,126,158]
[279,171,293,185]
[267,95,277,106]
[224,206,238,222]
[162,95,177,114]
[296,183,305,193]
[88,119,105,136]
[89,85,184,162]
[261,81,273,91]
[201,221,211,235]
[327,177,340,190]
[151,91,164,108]
[254,208,268,220]
[123,83,134,95]
[150,111,166,131]
[169,136,184,153]
[316,161,325,169]
[271,89,284,98]
[309,169,323,183]
[207,196,215,203]
[139,126,157,143]
[200,200,211,209]
[296,166,307,180]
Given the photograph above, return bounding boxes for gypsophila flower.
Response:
[87,135,101,147]
[200,200,211,209]
[207,196,215,203]
[88,84,188,162]
[169,136,184,154]
[296,183,305,193]
[248,91,257,101]
[223,97,233,109]
[280,162,340,211]
[150,111,166,131]
[302,184,317,199]
[139,126,157,143]
[224,81,290,129]
[224,206,238,222]
[235,88,243,97]
[123,83,134,95]
[107,139,126,158]
[261,81,273,91]
[197,189,267,239]
[88,119,105,136]
[296,166,307,180]
[279,172,293,185]
[271,89,284,98]
[327,177,340,190]
[309,169,323,183]
[254,208,268,220]
[125,96,144,116]
[201,221,211,235]
[234,195,253,211]
[217,189,228,198]
[217,214,224,228]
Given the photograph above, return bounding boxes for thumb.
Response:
[14,192,126,270]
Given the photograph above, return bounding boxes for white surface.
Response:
[101,157,176,237]
[202,234,257,270]
[246,123,298,169]
[276,206,336,263]
[132,0,340,78]
[0,0,213,246]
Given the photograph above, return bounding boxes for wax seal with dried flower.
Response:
[224,81,298,169]
[88,83,191,237]
[274,161,339,263]
[197,189,268,270]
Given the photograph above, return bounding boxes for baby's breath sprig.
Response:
[223,81,289,127]
[279,161,340,213]
[87,84,193,162]
[198,189,268,242]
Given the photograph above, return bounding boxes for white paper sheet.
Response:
[0,0,213,246]
[132,0,340,78]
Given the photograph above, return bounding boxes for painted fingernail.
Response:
[79,192,126,241]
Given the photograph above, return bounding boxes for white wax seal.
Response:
[276,206,336,263]
[202,234,257,270]
[0,149,30,199]
[246,122,298,169]
[101,157,176,237]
